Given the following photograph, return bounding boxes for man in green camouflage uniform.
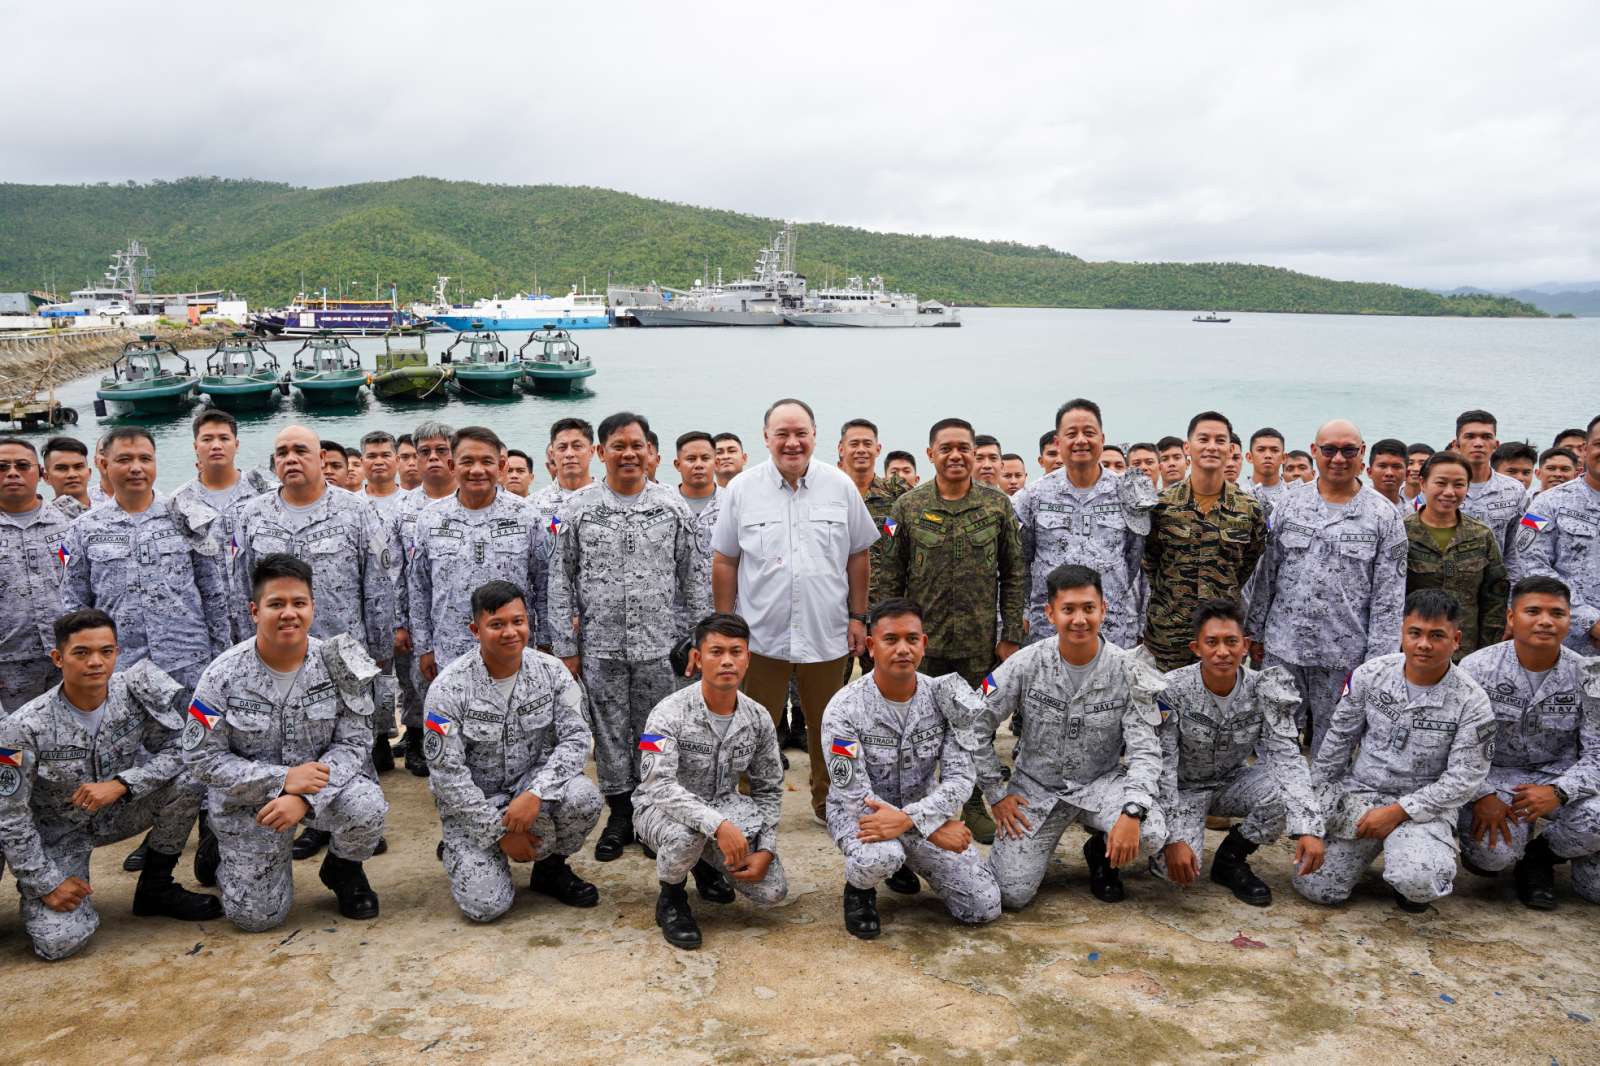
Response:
[878,418,1026,842]
[1142,412,1267,672]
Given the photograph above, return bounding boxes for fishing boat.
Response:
[518,327,595,394]
[444,323,521,398]
[288,332,367,406]
[94,335,200,416]
[199,331,282,411]
[1193,311,1232,323]
[371,326,449,402]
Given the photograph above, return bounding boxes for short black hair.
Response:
[1404,588,1461,625]
[974,434,1001,452]
[320,439,346,455]
[867,596,923,631]
[471,579,526,618]
[1407,442,1436,458]
[1511,575,1571,604]
[53,607,117,648]
[1286,449,1313,462]
[1157,435,1185,453]
[1370,438,1407,462]
[1101,444,1125,458]
[1045,563,1103,600]
[360,430,396,450]
[452,425,505,453]
[1055,398,1102,429]
[1455,409,1497,434]
[694,612,751,646]
[1587,414,1600,438]
[1038,431,1057,453]
[1421,451,1471,482]
[1001,452,1025,464]
[397,433,416,449]
[251,553,314,601]
[42,436,87,460]
[505,448,532,469]
[192,407,238,438]
[597,411,650,445]
[1249,427,1284,448]
[103,426,155,451]
[928,417,974,444]
[675,430,714,453]
[763,397,815,427]
[344,446,361,460]
[645,429,659,451]
[1491,441,1537,467]
[840,418,878,439]
[1553,428,1587,446]
[0,436,38,459]
[1186,411,1232,437]
[550,417,594,444]
[1539,446,1579,467]
[1229,433,1241,447]
[884,449,917,471]
[1127,441,1157,457]
[1191,597,1245,636]
[712,431,743,449]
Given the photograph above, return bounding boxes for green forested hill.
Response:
[0,177,1541,316]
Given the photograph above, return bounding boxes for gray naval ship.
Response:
[610,223,806,327]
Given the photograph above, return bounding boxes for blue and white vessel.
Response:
[415,276,610,331]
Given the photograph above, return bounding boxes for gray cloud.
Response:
[6,0,1597,289]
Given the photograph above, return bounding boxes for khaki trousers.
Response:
[744,651,850,816]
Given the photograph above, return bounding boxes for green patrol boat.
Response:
[372,326,449,402]
[518,327,596,394]
[289,331,367,406]
[94,334,200,416]
[445,323,521,399]
[199,331,283,411]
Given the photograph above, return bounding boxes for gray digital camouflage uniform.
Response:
[1457,642,1600,900]
[408,488,551,667]
[0,499,69,712]
[1150,662,1322,880]
[173,468,278,632]
[973,638,1168,909]
[0,662,195,959]
[229,487,396,664]
[821,672,1000,923]
[1293,652,1494,906]
[632,685,788,904]
[549,481,709,795]
[1514,478,1600,652]
[1248,480,1292,515]
[673,487,723,636]
[1014,468,1155,647]
[391,487,454,727]
[183,635,388,932]
[61,494,230,692]
[424,647,602,921]
[49,495,87,520]
[1463,470,1529,555]
[1247,480,1408,753]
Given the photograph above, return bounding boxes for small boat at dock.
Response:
[1193,311,1232,323]
[95,334,200,416]
[518,328,595,394]
[200,331,282,411]
[372,326,449,402]
[289,332,367,406]
[444,323,521,399]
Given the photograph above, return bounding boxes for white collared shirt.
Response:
[710,459,878,662]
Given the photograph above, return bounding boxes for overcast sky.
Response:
[6,1,1596,289]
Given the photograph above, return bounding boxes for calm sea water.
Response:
[29,308,1600,493]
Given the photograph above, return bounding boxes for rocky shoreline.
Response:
[0,323,240,392]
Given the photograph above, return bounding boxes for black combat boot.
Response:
[1514,834,1560,911]
[656,880,702,949]
[1392,887,1429,913]
[1083,831,1125,903]
[885,865,921,895]
[122,833,151,872]
[131,847,223,921]
[843,884,881,940]
[401,727,430,777]
[319,852,380,920]
[1209,827,1272,906]
[193,811,220,887]
[371,734,395,773]
[691,858,735,903]
[292,826,330,860]
[594,793,634,862]
[530,854,599,908]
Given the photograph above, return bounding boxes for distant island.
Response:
[0,177,1544,317]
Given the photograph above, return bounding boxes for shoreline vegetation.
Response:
[0,177,1542,318]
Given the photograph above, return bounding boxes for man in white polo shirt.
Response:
[711,398,879,821]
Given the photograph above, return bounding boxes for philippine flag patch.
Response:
[638,733,666,753]
[1340,672,1353,698]
[0,747,22,767]
[424,711,451,736]
[548,514,563,536]
[830,737,859,759]
[187,698,223,730]
[56,543,69,566]
[1520,512,1549,533]
[980,672,998,696]
[883,515,898,536]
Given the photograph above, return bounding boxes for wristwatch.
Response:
[1122,802,1147,821]
[1553,784,1570,806]
[849,612,868,624]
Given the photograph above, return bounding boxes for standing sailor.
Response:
[390,420,456,774]
[0,437,70,712]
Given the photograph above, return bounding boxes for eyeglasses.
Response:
[1317,445,1362,460]
[0,460,36,473]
